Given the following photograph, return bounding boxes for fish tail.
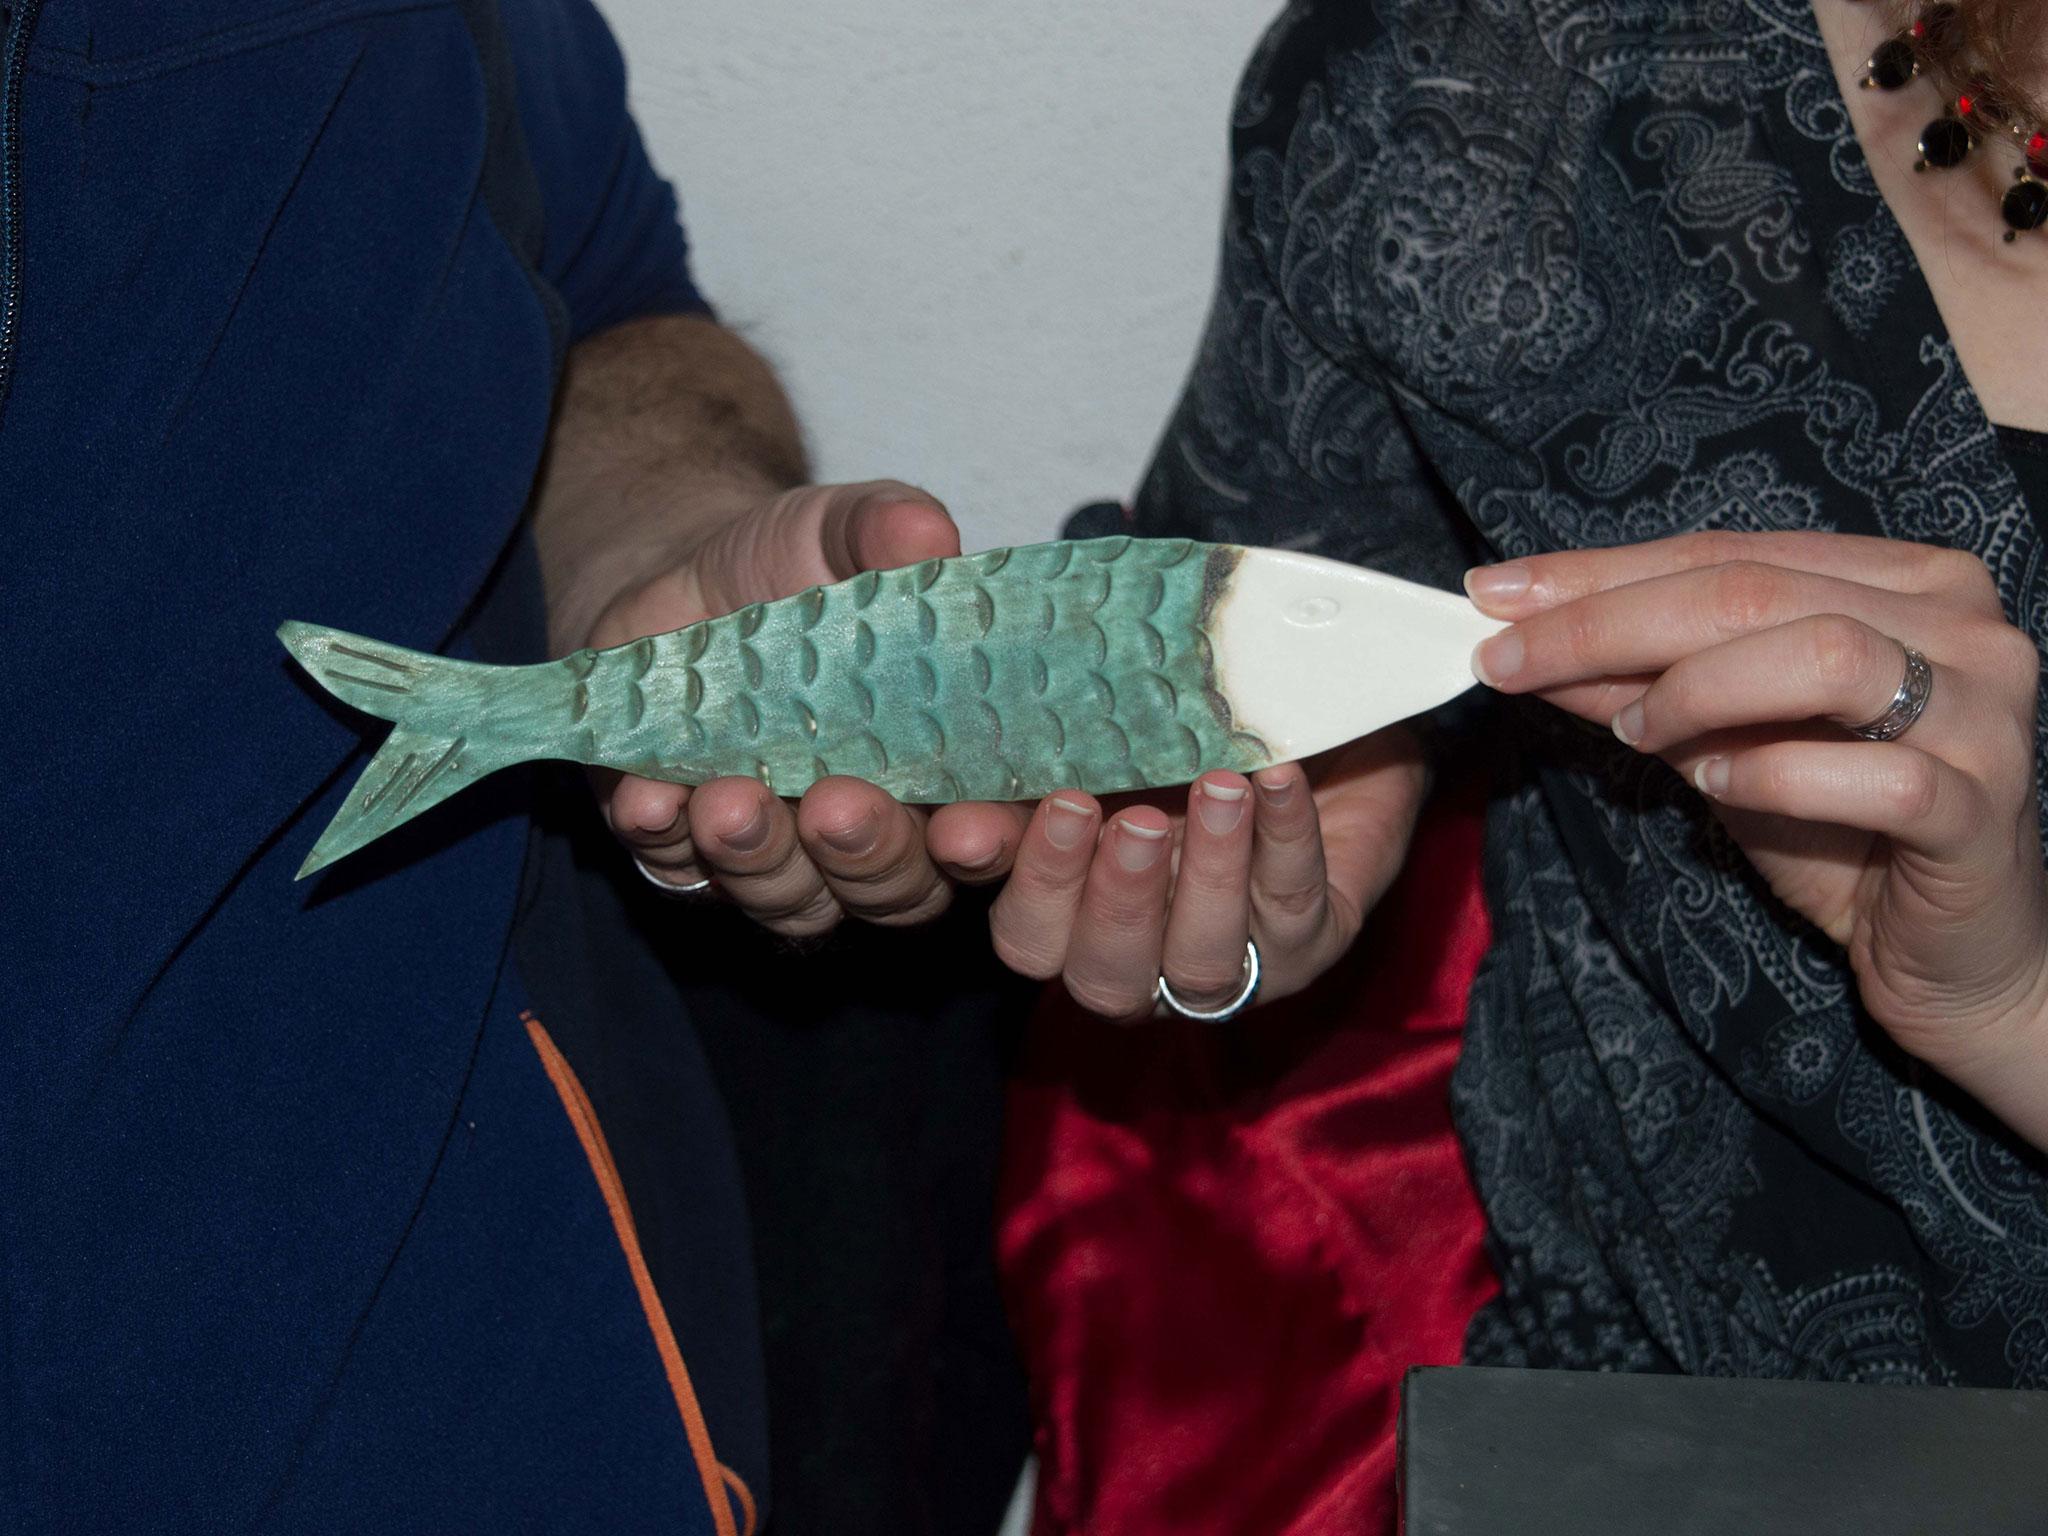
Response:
[279,621,529,879]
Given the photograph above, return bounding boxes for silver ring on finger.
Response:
[1155,939,1262,1024]
[1848,644,1934,742]
[633,856,718,899]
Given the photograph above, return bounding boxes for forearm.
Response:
[530,313,807,655]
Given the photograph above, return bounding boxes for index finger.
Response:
[1464,531,1992,617]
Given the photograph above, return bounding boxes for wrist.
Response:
[1909,911,2048,1153]
[1959,988,2048,1155]
[531,316,806,657]
[1970,943,2048,1079]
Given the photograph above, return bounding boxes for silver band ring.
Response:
[1849,644,1934,742]
[633,857,717,899]
[1155,939,1263,1023]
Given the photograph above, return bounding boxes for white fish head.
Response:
[1207,545,1509,762]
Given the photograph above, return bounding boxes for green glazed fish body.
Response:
[585,536,1262,801]
[282,537,1267,877]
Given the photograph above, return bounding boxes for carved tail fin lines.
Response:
[279,621,530,880]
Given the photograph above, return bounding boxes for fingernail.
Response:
[1612,701,1645,746]
[1473,631,1524,687]
[1694,757,1731,798]
[1115,819,1168,872]
[949,843,1005,874]
[1196,780,1248,835]
[819,811,877,856]
[635,802,683,835]
[1254,771,1296,807]
[1463,564,1532,606]
[1046,797,1096,850]
[723,803,771,853]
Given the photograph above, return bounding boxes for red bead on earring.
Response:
[2006,130,2048,242]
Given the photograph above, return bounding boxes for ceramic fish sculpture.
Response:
[282,536,1504,878]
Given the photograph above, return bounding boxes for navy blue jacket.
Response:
[0,2,765,1529]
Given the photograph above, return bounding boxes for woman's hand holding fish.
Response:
[1464,529,2048,1151]
[936,728,1430,1020]
[582,479,1010,938]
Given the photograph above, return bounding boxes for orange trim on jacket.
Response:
[521,1011,756,1536]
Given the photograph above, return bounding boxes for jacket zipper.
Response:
[0,0,43,428]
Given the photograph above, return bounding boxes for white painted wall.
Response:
[595,11,1276,1527]
[599,0,1279,551]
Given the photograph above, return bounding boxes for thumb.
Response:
[695,480,962,615]
[813,480,961,580]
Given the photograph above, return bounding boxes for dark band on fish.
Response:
[1196,544,1268,759]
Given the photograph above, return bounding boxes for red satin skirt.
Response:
[997,789,1498,1536]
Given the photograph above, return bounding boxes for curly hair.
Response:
[1899,0,2046,140]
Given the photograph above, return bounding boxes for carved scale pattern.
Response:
[554,536,1265,802]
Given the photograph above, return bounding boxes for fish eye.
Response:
[1283,594,1341,627]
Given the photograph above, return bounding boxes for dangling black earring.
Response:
[1916,85,1994,171]
[1861,32,1919,90]
[1915,110,1974,171]
[1860,4,1959,90]
[1852,4,2042,242]
[2003,131,2048,242]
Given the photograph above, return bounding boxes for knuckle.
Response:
[990,917,1066,980]
[1983,622,2041,692]
[1165,958,1246,1001]
[1010,845,1091,898]
[750,840,822,891]
[1064,972,1151,1022]
[1807,614,1876,689]
[1172,856,1250,904]
[768,891,844,939]
[741,869,832,922]
[1704,561,1781,634]
[1757,752,1805,804]
[1558,601,1608,668]
[642,841,701,871]
[1979,719,2037,804]
[1882,757,1942,823]
[858,882,954,929]
[817,837,917,888]
[1684,530,1751,569]
[1932,546,2000,605]
[1091,891,1166,939]
[1255,878,1326,924]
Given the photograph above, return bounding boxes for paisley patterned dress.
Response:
[1130,0,2048,1383]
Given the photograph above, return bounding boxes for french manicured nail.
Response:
[1115,819,1168,872]
[1046,797,1096,850]
[1463,565,1532,605]
[723,803,771,853]
[1473,631,1524,687]
[1254,771,1296,807]
[1196,780,1248,835]
[1612,701,1645,746]
[1694,757,1731,798]
[819,811,877,856]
